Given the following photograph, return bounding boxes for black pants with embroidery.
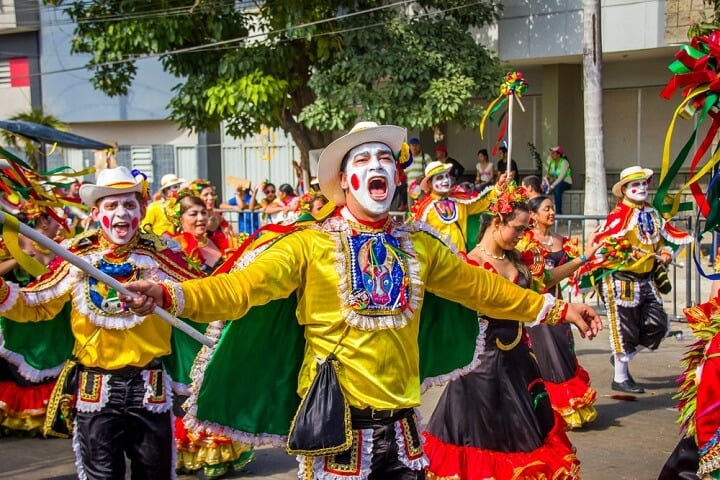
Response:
[75,368,173,480]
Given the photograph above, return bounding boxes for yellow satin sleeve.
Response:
[1,289,172,369]
[181,228,547,409]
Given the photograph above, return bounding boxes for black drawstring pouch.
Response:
[286,353,352,456]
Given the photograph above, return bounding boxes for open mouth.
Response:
[112,221,132,238]
[368,176,388,201]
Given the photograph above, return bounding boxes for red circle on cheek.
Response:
[350,174,360,191]
[101,216,111,228]
[131,218,139,230]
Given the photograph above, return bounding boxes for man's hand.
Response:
[659,251,673,266]
[120,280,164,316]
[564,303,603,339]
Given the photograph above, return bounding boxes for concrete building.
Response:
[0,1,714,211]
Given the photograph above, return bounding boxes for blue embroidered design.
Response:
[87,258,139,315]
[346,232,409,314]
[637,208,657,241]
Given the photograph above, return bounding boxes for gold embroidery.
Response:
[544,299,567,326]
[324,429,361,474]
[79,371,102,404]
[145,370,166,403]
[161,280,180,318]
[496,322,523,350]
[0,280,9,303]
[605,276,624,353]
[399,415,424,460]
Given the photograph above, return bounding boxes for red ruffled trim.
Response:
[0,380,55,416]
[423,412,581,480]
[543,362,598,412]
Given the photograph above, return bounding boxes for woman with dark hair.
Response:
[474,148,495,191]
[523,195,600,429]
[423,185,581,480]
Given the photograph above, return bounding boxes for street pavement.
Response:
[0,283,710,479]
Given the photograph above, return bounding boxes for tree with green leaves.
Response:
[45,0,503,174]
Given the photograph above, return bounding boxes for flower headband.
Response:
[488,181,528,216]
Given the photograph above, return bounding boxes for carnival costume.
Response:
[411,161,495,253]
[590,195,690,360]
[659,269,720,479]
[0,226,205,478]
[520,231,598,429]
[422,185,580,480]
[0,241,67,435]
[168,192,254,479]
[161,203,568,480]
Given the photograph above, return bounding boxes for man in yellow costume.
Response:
[591,166,691,394]
[122,122,602,480]
[0,166,202,479]
[411,160,495,254]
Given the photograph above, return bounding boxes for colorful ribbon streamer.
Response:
[656,31,720,219]
[479,72,528,140]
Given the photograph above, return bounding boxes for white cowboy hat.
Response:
[160,173,185,191]
[420,160,453,193]
[79,166,145,206]
[317,121,406,206]
[611,165,654,197]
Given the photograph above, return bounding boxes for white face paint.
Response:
[624,179,648,202]
[91,192,143,245]
[341,142,398,219]
[432,171,452,195]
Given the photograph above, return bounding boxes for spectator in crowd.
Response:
[220,178,262,235]
[474,148,496,191]
[496,146,519,180]
[521,175,544,199]
[435,145,465,181]
[546,146,573,214]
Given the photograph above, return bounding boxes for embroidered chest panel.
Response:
[84,257,141,316]
[432,199,458,224]
[342,232,410,315]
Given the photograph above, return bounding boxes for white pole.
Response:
[0,211,213,347]
[507,93,514,178]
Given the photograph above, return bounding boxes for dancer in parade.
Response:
[0,166,203,478]
[423,185,582,480]
[521,195,599,429]
[121,121,601,480]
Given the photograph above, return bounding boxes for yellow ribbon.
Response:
[2,213,49,277]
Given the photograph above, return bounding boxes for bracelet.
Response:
[579,253,588,263]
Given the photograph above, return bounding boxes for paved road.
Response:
[0,316,698,480]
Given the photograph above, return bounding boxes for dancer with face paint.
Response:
[590,166,691,394]
[120,122,602,480]
[0,167,203,479]
[411,160,496,254]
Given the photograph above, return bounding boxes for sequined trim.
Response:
[604,275,625,355]
[0,280,19,313]
[542,299,567,326]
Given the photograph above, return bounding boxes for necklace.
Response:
[536,232,554,247]
[477,244,506,260]
[31,240,52,255]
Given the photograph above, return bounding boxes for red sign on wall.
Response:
[9,58,30,87]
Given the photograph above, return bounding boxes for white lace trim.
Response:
[328,218,422,331]
[0,281,21,313]
[0,345,63,382]
[421,315,486,393]
[71,281,147,330]
[395,414,429,471]
[533,293,556,326]
[661,227,693,246]
[21,268,79,306]
[76,373,111,413]
[72,420,87,480]
[141,370,173,413]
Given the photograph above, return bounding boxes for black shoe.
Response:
[610,355,635,383]
[611,379,645,394]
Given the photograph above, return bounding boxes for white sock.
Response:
[614,356,629,382]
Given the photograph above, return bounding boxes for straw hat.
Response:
[160,173,184,191]
[79,166,144,206]
[226,176,251,191]
[420,161,453,193]
[317,121,405,206]
[611,165,654,197]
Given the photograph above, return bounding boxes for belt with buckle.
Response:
[349,406,410,421]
